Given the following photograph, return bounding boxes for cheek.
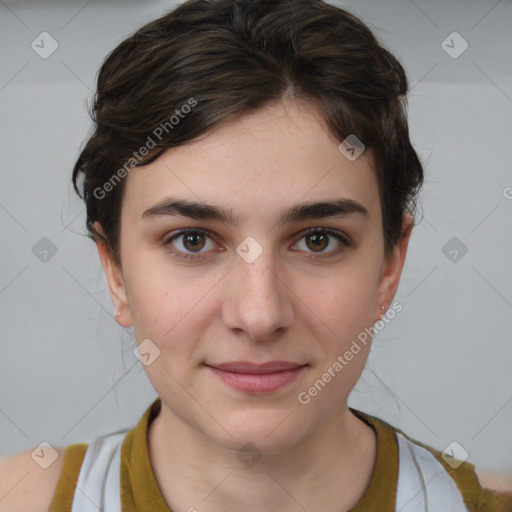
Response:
[125,269,203,386]
[308,278,376,388]
[122,260,173,341]
[123,258,219,363]
[307,264,380,333]
[127,275,169,336]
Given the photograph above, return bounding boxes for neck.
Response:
[147,402,377,512]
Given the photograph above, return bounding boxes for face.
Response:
[97,99,413,454]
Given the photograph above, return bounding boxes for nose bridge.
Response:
[222,235,294,338]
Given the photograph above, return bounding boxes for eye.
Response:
[292,228,351,257]
[163,227,351,260]
[163,229,218,259]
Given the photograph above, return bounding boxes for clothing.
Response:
[49,398,512,511]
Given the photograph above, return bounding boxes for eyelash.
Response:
[162,227,351,260]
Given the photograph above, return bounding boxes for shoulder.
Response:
[0,446,65,512]
[352,410,512,511]
[0,443,88,512]
[394,427,512,512]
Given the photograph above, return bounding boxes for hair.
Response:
[72,0,424,267]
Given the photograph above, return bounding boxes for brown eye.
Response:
[182,232,206,251]
[293,228,350,257]
[164,229,216,259]
[305,231,329,252]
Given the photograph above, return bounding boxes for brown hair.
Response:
[72,0,424,267]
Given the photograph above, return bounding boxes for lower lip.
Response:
[206,365,306,393]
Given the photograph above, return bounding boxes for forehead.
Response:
[121,100,379,225]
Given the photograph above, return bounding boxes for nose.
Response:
[220,242,295,342]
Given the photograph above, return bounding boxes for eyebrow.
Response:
[141,197,370,226]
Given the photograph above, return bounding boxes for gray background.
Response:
[1,0,511,476]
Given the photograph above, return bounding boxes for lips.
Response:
[204,361,307,393]
[205,361,306,374]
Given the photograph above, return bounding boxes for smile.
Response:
[204,364,307,393]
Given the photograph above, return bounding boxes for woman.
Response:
[1,0,511,510]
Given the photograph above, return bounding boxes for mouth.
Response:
[204,361,308,393]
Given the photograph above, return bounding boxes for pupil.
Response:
[309,233,327,251]
[185,233,204,251]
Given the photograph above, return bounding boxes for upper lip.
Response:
[205,361,306,374]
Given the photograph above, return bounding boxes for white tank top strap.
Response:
[395,431,470,511]
[70,430,128,512]
[70,426,471,511]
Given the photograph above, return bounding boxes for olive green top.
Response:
[49,397,512,511]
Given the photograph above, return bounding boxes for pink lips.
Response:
[205,361,307,393]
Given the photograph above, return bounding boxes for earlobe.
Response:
[375,212,414,322]
[93,221,133,328]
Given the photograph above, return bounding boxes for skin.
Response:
[95,98,414,511]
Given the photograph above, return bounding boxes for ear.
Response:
[93,221,133,328]
[374,211,414,322]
